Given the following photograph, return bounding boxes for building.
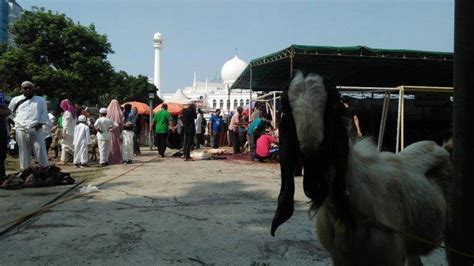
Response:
[0,0,22,44]
[163,55,251,113]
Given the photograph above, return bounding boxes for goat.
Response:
[271,72,451,266]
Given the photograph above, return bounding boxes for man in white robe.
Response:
[8,81,50,170]
[94,108,117,167]
[73,115,90,167]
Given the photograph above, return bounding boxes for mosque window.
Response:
[219,99,224,109]
[239,99,244,107]
[213,100,217,109]
[233,99,238,109]
[246,99,249,105]
[227,100,231,109]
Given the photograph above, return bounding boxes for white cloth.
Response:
[195,113,203,134]
[121,130,134,162]
[97,138,110,164]
[61,111,75,162]
[9,95,50,170]
[73,123,90,165]
[43,113,56,138]
[8,95,50,130]
[94,117,116,140]
[16,128,48,170]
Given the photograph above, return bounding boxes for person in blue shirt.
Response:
[247,113,270,161]
[209,109,223,148]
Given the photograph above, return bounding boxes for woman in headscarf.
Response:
[106,99,124,164]
[58,99,76,165]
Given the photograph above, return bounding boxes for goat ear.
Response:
[271,92,299,236]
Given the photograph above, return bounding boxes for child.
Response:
[94,108,116,167]
[73,115,90,168]
[122,122,134,164]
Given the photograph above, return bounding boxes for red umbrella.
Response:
[153,102,184,116]
[121,101,151,115]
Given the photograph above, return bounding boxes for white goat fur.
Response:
[289,74,451,265]
[288,72,327,153]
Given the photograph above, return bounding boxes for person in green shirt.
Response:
[152,103,173,157]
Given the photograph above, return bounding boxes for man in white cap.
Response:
[8,81,50,171]
[94,108,117,167]
[73,115,90,168]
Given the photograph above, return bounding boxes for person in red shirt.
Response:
[255,130,278,162]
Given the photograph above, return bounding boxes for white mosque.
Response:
[161,55,251,113]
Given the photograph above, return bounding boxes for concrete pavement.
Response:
[0,150,447,265]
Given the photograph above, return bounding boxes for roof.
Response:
[231,45,453,91]
[165,89,191,104]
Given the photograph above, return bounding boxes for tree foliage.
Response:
[100,71,160,106]
[0,7,114,104]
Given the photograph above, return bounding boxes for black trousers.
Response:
[45,136,52,153]
[133,132,141,154]
[154,133,168,156]
[194,133,203,149]
[183,132,195,159]
[230,130,240,154]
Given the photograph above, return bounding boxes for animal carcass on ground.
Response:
[271,72,452,266]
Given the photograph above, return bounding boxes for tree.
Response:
[105,70,161,106]
[0,7,114,104]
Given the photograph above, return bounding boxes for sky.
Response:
[19,0,454,94]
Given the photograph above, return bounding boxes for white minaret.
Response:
[153,32,163,98]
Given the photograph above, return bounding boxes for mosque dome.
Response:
[221,55,248,85]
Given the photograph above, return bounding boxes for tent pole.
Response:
[395,87,402,153]
[249,66,253,119]
[377,91,391,151]
[273,91,276,128]
[400,86,405,151]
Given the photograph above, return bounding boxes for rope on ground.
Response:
[0,156,159,237]
[372,219,474,259]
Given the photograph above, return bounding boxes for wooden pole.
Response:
[447,0,474,264]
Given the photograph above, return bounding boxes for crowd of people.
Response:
[151,102,279,162]
[0,81,285,179]
[0,81,149,177]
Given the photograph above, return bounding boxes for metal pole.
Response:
[377,91,391,151]
[273,91,276,128]
[395,87,403,153]
[249,66,253,119]
[400,87,405,151]
[149,99,153,150]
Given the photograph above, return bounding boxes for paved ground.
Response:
[0,149,447,265]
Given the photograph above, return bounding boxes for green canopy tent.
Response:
[231,45,453,91]
[231,45,454,152]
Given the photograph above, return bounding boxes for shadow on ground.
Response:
[1,175,331,265]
